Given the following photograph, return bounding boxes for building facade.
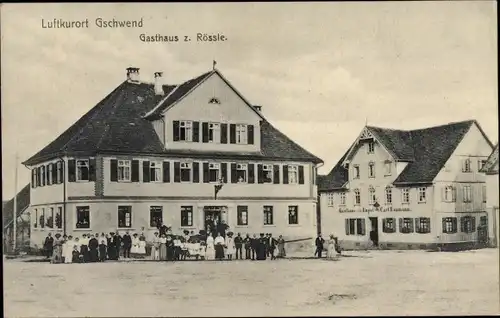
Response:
[24,67,322,247]
[481,144,499,247]
[318,121,494,250]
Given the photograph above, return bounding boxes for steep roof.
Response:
[24,70,322,165]
[3,184,30,229]
[482,143,499,175]
[318,120,492,191]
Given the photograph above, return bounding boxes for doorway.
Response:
[369,217,379,247]
[204,206,223,237]
[477,215,489,246]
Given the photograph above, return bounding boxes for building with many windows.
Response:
[24,67,322,246]
[480,144,499,247]
[318,120,494,250]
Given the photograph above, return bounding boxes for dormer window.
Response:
[208,97,221,104]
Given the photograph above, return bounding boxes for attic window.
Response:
[208,97,221,104]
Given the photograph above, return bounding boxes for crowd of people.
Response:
[42,223,341,264]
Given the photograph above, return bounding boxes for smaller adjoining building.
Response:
[318,120,494,250]
[3,184,31,253]
[480,144,499,247]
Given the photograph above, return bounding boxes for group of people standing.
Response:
[43,231,148,264]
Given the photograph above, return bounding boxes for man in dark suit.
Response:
[244,234,252,260]
[257,233,267,260]
[113,231,122,259]
[315,233,325,258]
[234,233,243,260]
[268,233,278,260]
[122,231,132,259]
[43,233,54,258]
[250,234,258,260]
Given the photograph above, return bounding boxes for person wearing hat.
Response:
[138,232,147,256]
[98,233,108,262]
[267,233,278,260]
[122,231,132,259]
[165,230,175,261]
[80,234,89,263]
[43,233,54,259]
[88,234,99,262]
[51,233,64,264]
[159,233,167,261]
[150,232,160,261]
[315,233,325,258]
[63,235,75,264]
[72,237,82,263]
[234,233,243,260]
[113,230,122,260]
[243,234,252,260]
[214,232,225,260]
[225,232,236,260]
[250,234,258,260]
[204,231,215,261]
[277,235,286,258]
[131,233,140,256]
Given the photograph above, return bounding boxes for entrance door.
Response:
[478,215,489,245]
[204,206,223,237]
[369,217,379,247]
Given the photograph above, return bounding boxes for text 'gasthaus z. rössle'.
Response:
[139,33,228,42]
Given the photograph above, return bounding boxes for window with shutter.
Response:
[76,160,90,182]
[345,219,350,235]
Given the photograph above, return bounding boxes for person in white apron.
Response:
[205,235,215,260]
[138,233,147,256]
[131,234,140,255]
[225,233,236,260]
[63,236,74,264]
[150,232,160,261]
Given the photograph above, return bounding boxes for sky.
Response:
[1,2,498,200]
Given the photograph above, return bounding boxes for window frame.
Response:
[443,185,456,202]
[462,158,471,173]
[354,189,361,206]
[236,124,248,144]
[237,205,249,226]
[367,141,375,154]
[236,163,248,183]
[418,187,427,203]
[56,161,63,183]
[76,159,90,182]
[461,216,476,233]
[368,186,376,205]
[179,120,193,142]
[402,188,410,204]
[208,162,221,183]
[382,218,396,233]
[442,217,457,234]
[368,162,375,178]
[180,206,194,227]
[149,161,163,183]
[339,192,346,206]
[208,122,221,143]
[56,207,63,229]
[463,185,472,203]
[263,205,274,225]
[288,165,299,184]
[385,186,393,205]
[288,205,299,225]
[262,164,273,184]
[117,205,132,228]
[117,160,131,182]
[416,217,431,234]
[353,165,360,179]
[327,193,334,207]
[400,217,414,234]
[384,161,392,176]
[149,206,163,228]
[180,162,193,183]
[75,206,90,229]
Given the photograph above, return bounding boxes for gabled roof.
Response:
[482,143,499,175]
[3,184,30,229]
[23,69,322,166]
[318,120,492,191]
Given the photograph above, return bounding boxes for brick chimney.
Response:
[126,67,140,82]
[154,72,164,96]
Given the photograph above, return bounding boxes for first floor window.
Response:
[262,164,273,183]
[288,206,299,225]
[209,163,220,182]
[76,159,90,181]
[354,189,361,205]
[402,188,410,204]
[460,216,476,233]
[208,123,220,143]
[46,207,54,228]
[56,207,62,229]
[263,206,273,225]
[463,186,472,202]
[382,218,396,233]
[56,162,63,183]
[237,206,248,226]
[180,162,192,182]
[40,208,45,229]
[415,217,431,234]
[150,161,162,182]
[118,160,131,182]
[399,218,414,233]
[443,186,456,202]
[418,187,427,203]
[288,165,299,184]
[442,217,457,234]
[76,206,90,229]
[345,218,366,235]
[368,187,376,205]
[150,206,163,228]
[236,163,247,183]
[327,193,334,207]
[118,206,132,228]
[48,164,53,185]
[179,120,193,141]
[33,209,38,228]
[385,187,393,205]
[181,206,193,227]
[339,192,346,205]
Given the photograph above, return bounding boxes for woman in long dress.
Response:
[63,236,74,264]
[131,234,140,255]
[51,233,63,264]
[225,233,235,260]
[205,234,215,261]
[138,233,147,256]
[214,233,225,260]
[98,233,108,262]
[158,234,167,261]
[326,234,336,259]
[277,235,286,258]
[150,232,160,261]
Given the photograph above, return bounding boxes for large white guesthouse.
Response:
[318,120,494,250]
[24,67,322,247]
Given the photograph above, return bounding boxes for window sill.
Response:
[418,201,426,204]
[74,228,91,231]
[402,202,410,205]
[263,224,276,227]
[234,225,249,228]
[288,224,300,227]
[75,180,91,183]
[384,174,392,177]
[180,226,196,229]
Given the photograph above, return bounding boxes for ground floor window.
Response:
[56,207,62,229]
[288,206,299,225]
[442,217,457,234]
[181,206,193,227]
[345,218,365,235]
[263,206,274,225]
[237,205,248,226]
[76,206,90,229]
[382,218,396,233]
[118,206,132,228]
[399,218,414,233]
[39,208,45,229]
[46,207,54,228]
[460,216,476,233]
[150,206,163,228]
[33,208,38,228]
[415,217,431,234]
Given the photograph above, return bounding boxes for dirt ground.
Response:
[3,249,499,317]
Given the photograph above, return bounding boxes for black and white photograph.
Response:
[1,2,499,317]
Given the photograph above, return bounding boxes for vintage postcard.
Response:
[1,2,499,317]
